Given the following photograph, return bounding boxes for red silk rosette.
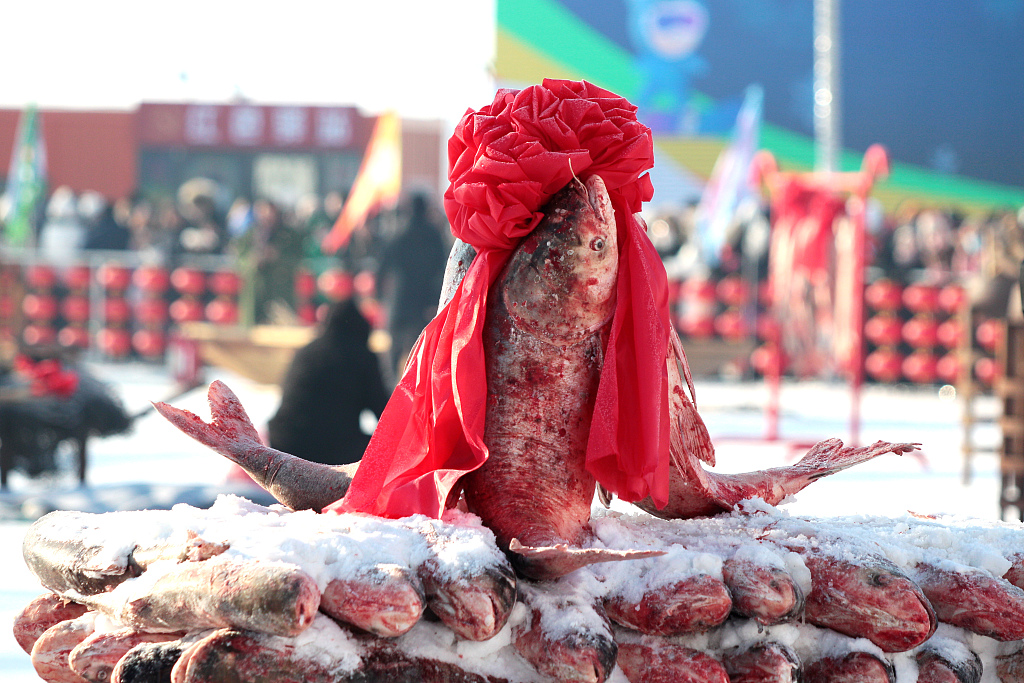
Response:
[329,79,671,518]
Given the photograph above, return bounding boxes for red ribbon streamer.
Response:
[328,79,671,518]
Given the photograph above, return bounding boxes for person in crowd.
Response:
[232,198,304,324]
[178,194,228,256]
[266,297,390,466]
[82,194,131,251]
[38,186,85,263]
[376,191,450,381]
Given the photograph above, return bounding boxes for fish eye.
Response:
[590,237,606,251]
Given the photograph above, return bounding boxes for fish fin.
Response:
[153,381,263,458]
[797,439,920,480]
[669,328,716,467]
[508,539,665,580]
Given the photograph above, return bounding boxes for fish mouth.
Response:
[582,175,611,220]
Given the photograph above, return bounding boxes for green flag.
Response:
[4,105,47,247]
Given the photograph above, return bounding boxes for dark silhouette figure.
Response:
[377,193,449,379]
[267,299,390,466]
[0,352,134,489]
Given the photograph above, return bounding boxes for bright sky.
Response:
[1,0,497,125]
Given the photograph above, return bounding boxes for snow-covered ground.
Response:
[0,359,1004,680]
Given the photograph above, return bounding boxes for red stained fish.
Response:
[722,641,801,683]
[913,562,1024,641]
[82,557,320,637]
[603,574,732,636]
[997,646,1024,683]
[916,645,982,683]
[320,564,425,638]
[416,534,518,642]
[69,629,181,683]
[111,638,190,683]
[616,641,729,683]
[461,175,661,580]
[513,583,618,683]
[13,593,89,655]
[721,555,804,625]
[803,651,894,683]
[30,614,95,683]
[797,550,936,652]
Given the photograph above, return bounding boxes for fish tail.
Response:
[154,380,263,457]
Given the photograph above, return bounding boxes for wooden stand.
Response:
[998,320,1024,520]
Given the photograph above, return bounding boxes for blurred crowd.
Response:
[648,197,1024,320]
[4,181,1024,351]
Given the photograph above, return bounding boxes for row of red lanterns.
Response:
[864,314,1003,353]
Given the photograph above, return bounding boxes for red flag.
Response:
[321,111,402,254]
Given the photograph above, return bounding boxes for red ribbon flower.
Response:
[330,79,671,519]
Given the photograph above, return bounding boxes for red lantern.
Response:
[864,314,903,347]
[60,295,91,323]
[901,315,940,349]
[97,263,132,291]
[358,298,386,329]
[103,297,132,324]
[294,270,317,299]
[298,303,318,325]
[902,284,940,314]
[25,265,57,290]
[169,298,206,323]
[936,319,964,350]
[58,325,91,349]
[714,308,747,340]
[135,297,169,325]
[936,353,960,384]
[97,327,132,357]
[716,276,749,307]
[975,356,998,386]
[209,270,241,297]
[756,316,781,342]
[133,266,170,294]
[865,348,904,383]
[864,279,903,312]
[22,294,59,321]
[170,267,206,296]
[206,297,239,325]
[318,269,354,301]
[132,329,166,357]
[976,318,1003,353]
[938,285,967,314]
[62,265,92,291]
[22,323,56,347]
[678,278,718,339]
[902,350,938,384]
[750,344,787,376]
[679,314,716,339]
[0,295,14,318]
[353,271,376,298]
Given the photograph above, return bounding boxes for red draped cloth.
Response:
[327,79,672,519]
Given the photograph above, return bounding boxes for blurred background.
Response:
[1,1,1022,677]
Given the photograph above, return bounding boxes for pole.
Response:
[814,0,841,173]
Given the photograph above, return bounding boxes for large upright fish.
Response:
[152,175,915,583]
[460,174,661,580]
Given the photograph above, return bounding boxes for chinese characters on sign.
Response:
[142,103,359,149]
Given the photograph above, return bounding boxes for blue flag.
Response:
[694,85,763,268]
[4,105,47,248]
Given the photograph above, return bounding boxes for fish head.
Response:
[502,175,619,343]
